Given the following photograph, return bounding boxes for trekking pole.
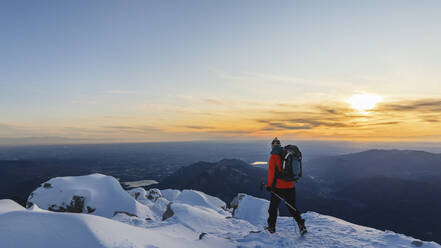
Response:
[271,191,299,212]
[260,182,299,213]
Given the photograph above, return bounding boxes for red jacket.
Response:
[267,153,294,189]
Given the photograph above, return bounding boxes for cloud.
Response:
[375,99,441,113]
[373,99,441,124]
[201,98,224,105]
[361,121,400,126]
[253,98,441,137]
[424,119,439,123]
[102,125,161,133]
[262,122,313,131]
[185,125,216,130]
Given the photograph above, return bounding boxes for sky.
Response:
[1,0,441,144]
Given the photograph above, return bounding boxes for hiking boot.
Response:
[297,219,307,236]
[267,226,276,234]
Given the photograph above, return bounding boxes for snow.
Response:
[160,189,226,211]
[175,189,227,211]
[167,202,255,236]
[0,207,229,248]
[1,173,439,248]
[161,189,181,201]
[0,199,25,214]
[231,193,269,226]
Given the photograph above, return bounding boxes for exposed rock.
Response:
[113,211,138,217]
[134,192,141,200]
[69,196,85,213]
[43,183,52,189]
[87,206,96,213]
[147,189,162,202]
[411,240,423,247]
[47,195,85,213]
[162,202,174,221]
[199,233,207,240]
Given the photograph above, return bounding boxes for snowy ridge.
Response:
[0,174,439,248]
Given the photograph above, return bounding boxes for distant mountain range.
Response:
[306,149,441,184]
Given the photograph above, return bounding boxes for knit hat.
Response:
[271,137,281,149]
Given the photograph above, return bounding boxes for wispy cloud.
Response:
[375,99,441,113]
[201,97,224,105]
[185,125,216,130]
[246,97,441,140]
[102,125,161,133]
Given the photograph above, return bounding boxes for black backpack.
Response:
[275,145,302,182]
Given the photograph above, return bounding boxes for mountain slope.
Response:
[155,159,268,203]
[333,176,441,242]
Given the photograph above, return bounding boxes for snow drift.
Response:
[0,204,228,248]
[0,173,439,248]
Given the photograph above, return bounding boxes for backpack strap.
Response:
[271,155,283,188]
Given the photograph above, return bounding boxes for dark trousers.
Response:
[267,187,302,228]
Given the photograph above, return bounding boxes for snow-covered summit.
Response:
[27,173,154,219]
[0,174,439,248]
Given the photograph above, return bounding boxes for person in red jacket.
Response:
[266,137,306,234]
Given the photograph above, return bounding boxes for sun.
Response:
[346,93,382,113]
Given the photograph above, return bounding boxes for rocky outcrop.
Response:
[47,195,85,213]
[43,183,52,189]
[162,202,174,221]
[146,189,162,202]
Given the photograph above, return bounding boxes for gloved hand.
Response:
[266,186,272,192]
